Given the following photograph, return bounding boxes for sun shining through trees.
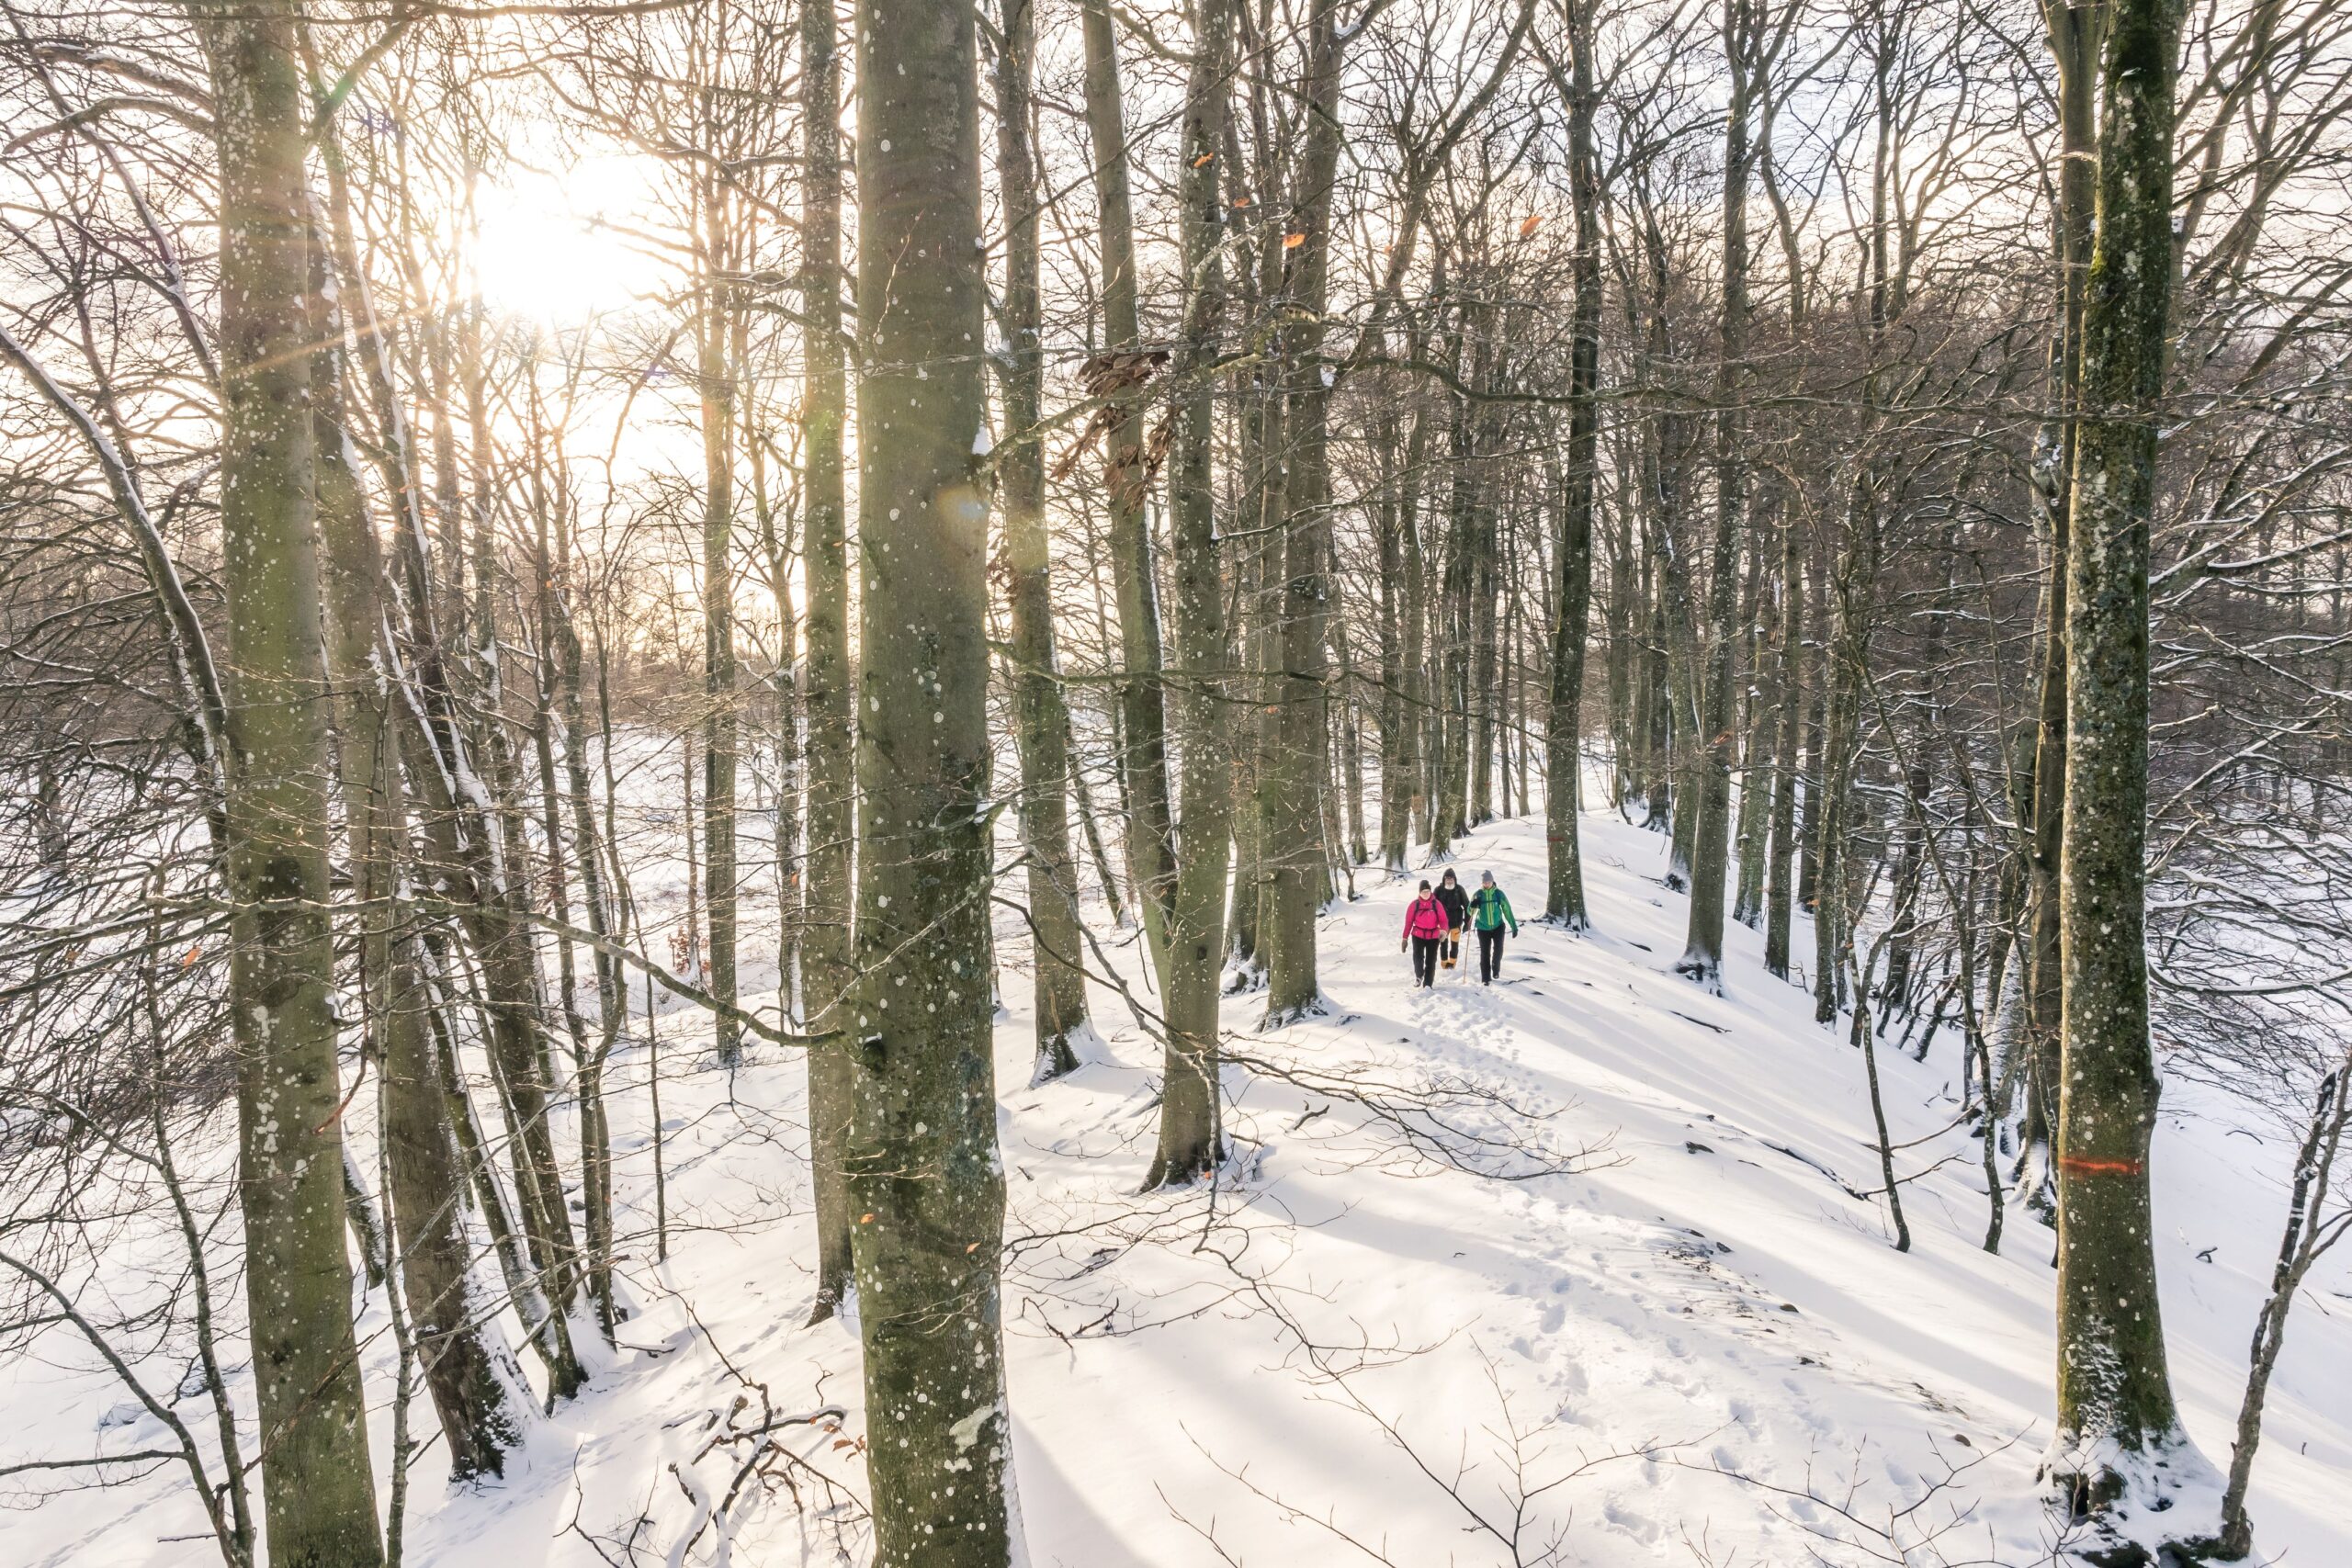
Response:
[469,160,667,326]
[4,0,2352,1565]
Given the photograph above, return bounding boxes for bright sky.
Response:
[471,154,668,324]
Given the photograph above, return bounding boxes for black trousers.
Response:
[1477,927,1506,983]
[1411,936,1442,987]
[1442,929,1462,966]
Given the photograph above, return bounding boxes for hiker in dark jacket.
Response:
[1468,870,1520,984]
[1434,870,1469,972]
[1401,880,1448,987]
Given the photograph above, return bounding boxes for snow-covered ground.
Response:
[6,791,2347,1567]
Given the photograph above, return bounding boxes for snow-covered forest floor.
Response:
[6,785,2347,1567]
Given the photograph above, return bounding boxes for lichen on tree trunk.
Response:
[2047,0,2233,1550]
[197,1,385,1557]
[845,0,1018,1553]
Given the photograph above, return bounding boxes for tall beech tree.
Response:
[194,0,384,1558]
[1674,0,1753,990]
[1541,0,1600,931]
[2046,0,2229,1550]
[1146,0,1237,1188]
[1261,0,1355,1023]
[845,0,1018,1555]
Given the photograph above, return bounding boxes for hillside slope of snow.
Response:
[6,800,2346,1567]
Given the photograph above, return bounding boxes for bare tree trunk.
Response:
[311,267,528,1481]
[991,0,1094,1084]
[1148,0,1236,1185]
[1763,508,1804,977]
[2020,0,2099,1227]
[1399,388,1431,857]
[1732,536,1773,929]
[198,6,383,1556]
[799,0,856,1320]
[2047,0,2220,1546]
[846,0,1018,1552]
[1797,539,1827,912]
[1545,0,1600,929]
[1080,0,1177,990]
[2219,1067,2343,1557]
[1675,0,1751,989]
[1262,0,1354,1022]
[1374,391,1411,871]
[695,166,741,1068]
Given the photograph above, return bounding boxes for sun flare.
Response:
[469,160,662,324]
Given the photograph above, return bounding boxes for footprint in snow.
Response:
[1602,1499,1664,1545]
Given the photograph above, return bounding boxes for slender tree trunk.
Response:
[548,479,621,1338]
[1067,717,1127,928]
[2047,0,2217,1544]
[198,6,384,1557]
[1732,536,1773,928]
[1148,0,1236,1184]
[1545,0,1600,928]
[1763,507,1804,976]
[2218,1068,2342,1558]
[847,1,1018,1555]
[1334,603,1369,864]
[2022,0,2099,1226]
[1797,539,1827,910]
[1080,0,1177,991]
[800,0,856,1321]
[1467,358,1499,830]
[1657,480,1702,890]
[696,172,741,1068]
[1812,478,1877,1027]
[1676,0,1751,989]
[1228,396,1271,967]
[1263,4,1351,1020]
[311,276,527,1481]
[1375,393,1411,871]
[1399,390,1430,856]
[746,403,801,1029]
[992,0,1093,1083]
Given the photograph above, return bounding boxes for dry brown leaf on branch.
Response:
[1052,348,1173,483]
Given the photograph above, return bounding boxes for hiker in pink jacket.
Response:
[1401,880,1450,987]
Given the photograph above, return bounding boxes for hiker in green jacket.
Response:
[1468,870,1520,985]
